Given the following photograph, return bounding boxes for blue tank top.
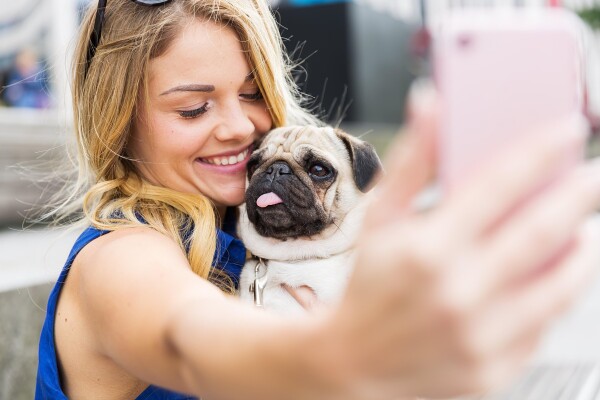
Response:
[35,215,246,399]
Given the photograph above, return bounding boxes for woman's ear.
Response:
[335,129,383,192]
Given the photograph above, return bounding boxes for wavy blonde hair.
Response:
[51,0,319,292]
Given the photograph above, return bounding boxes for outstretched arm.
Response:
[70,226,340,399]
[65,86,600,400]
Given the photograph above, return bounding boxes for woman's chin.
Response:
[210,190,246,209]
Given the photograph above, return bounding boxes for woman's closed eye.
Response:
[240,90,263,101]
[178,102,210,119]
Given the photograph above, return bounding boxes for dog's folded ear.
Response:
[335,129,383,192]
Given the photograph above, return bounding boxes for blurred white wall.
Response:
[0,0,51,57]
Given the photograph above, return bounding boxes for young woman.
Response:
[36,0,600,399]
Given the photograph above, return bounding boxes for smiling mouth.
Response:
[199,146,251,166]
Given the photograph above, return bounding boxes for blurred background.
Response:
[2,0,600,399]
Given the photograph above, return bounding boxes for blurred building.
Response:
[0,0,78,226]
[275,0,600,124]
[0,0,79,111]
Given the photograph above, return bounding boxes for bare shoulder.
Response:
[69,227,222,351]
[78,225,189,271]
[57,225,225,392]
[71,225,222,314]
[56,227,224,397]
[69,226,193,306]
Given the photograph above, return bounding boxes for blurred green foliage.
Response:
[578,7,600,30]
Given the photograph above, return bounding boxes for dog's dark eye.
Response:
[309,163,331,179]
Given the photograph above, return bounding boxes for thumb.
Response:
[363,80,440,232]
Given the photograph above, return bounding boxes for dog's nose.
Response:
[265,161,292,180]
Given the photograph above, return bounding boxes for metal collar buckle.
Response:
[248,257,268,307]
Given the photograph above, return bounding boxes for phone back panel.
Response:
[434,9,584,189]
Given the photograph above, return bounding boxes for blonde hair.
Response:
[51,0,319,292]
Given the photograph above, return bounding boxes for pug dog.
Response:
[237,125,382,314]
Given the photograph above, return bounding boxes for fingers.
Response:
[341,97,599,399]
[430,329,539,398]
[491,215,600,346]
[452,215,600,373]
[409,219,600,398]
[281,284,319,310]
[363,81,439,231]
[432,157,600,321]
[435,114,590,243]
[468,158,600,304]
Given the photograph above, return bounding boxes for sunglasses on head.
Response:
[85,0,172,78]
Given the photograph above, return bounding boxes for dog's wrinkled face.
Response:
[244,126,382,240]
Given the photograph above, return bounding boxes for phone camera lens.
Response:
[457,34,473,49]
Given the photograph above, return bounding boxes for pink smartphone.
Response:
[433,8,587,191]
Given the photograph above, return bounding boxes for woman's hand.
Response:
[282,284,320,310]
[315,84,600,400]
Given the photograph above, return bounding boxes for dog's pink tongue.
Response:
[257,192,283,208]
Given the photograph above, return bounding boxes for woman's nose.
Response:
[214,100,255,142]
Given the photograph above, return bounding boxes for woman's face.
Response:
[128,19,272,210]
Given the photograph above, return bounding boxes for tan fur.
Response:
[238,126,378,313]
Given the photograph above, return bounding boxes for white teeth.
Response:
[202,148,249,166]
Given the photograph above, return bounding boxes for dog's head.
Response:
[241,126,382,246]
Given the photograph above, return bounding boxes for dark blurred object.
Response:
[576,5,600,135]
[275,2,417,124]
[284,0,347,6]
[0,69,8,106]
[2,48,51,109]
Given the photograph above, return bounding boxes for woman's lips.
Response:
[195,144,253,174]
[200,146,251,165]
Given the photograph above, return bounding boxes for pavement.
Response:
[0,226,82,400]
[0,226,81,293]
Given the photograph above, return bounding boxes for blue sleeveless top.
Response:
[35,214,246,399]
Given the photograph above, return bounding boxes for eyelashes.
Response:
[179,103,210,119]
[240,91,263,101]
[177,91,263,120]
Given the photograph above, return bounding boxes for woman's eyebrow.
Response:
[160,84,215,96]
